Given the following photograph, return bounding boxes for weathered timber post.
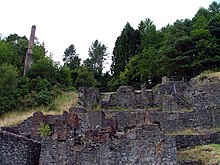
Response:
[23,25,36,76]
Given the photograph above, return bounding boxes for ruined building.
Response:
[1,76,220,164]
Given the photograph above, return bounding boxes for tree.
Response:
[32,43,47,62]
[63,44,81,71]
[156,19,195,79]
[27,57,58,84]
[208,1,220,14]
[5,34,29,73]
[0,63,19,114]
[111,22,140,76]
[191,7,220,70]
[75,66,96,88]
[56,65,72,87]
[138,18,162,50]
[85,40,108,74]
[0,36,26,74]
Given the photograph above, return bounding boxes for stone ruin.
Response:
[78,85,153,109]
[79,76,220,112]
[1,76,220,164]
[0,128,41,165]
[24,25,36,76]
[1,109,177,164]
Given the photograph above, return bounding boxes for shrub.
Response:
[0,63,19,115]
[35,90,53,106]
[38,122,52,137]
[16,91,38,109]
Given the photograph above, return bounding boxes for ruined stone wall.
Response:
[104,109,146,130]
[39,125,177,165]
[184,77,220,110]
[104,108,220,133]
[79,86,153,109]
[150,108,220,132]
[175,132,220,149]
[78,87,100,108]
[0,130,41,165]
[78,75,219,112]
[16,117,33,137]
[152,81,190,111]
[13,107,220,141]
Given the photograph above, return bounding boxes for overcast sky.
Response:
[0,0,215,71]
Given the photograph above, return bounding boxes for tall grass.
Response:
[0,91,78,127]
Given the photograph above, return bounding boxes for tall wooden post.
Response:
[23,25,36,76]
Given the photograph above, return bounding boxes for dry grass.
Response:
[169,128,201,136]
[177,144,220,164]
[195,71,220,81]
[169,127,220,136]
[0,91,78,127]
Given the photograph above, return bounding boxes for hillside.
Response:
[1,71,220,164]
[0,91,78,127]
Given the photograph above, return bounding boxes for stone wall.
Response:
[3,107,220,164]
[78,86,153,109]
[3,109,178,164]
[184,77,220,110]
[152,80,191,111]
[104,108,220,133]
[0,130,41,165]
[34,108,220,139]
[78,87,100,108]
[78,75,220,112]
[13,107,220,140]
[175,132,220,149]
[78,81,191,111]
[39,125,177,165]
[150,108,220,132]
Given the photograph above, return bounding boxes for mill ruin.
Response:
[1,76,220,164]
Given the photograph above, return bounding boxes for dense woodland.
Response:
[0,1,220,115]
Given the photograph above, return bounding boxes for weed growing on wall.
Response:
[38,122,52,137]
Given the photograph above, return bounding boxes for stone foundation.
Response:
[1,131,41,165]
[39,125,177,165]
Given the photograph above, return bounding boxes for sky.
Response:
[0,0,216,71]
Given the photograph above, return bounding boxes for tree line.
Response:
[0,1,220,115]
[110,1,220,89]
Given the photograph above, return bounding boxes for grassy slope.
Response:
[178,144,220,164]
[0,91,78,127]
[194,71,220,81]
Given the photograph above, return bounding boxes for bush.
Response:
[35,90,53,106]
[0,63,19,115]
[16,92,37,109]
[38,122,52,137]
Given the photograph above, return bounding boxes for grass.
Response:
[177,144,220,164]
[169,128,202,136]
[195,70,220,81]
[0,91,78,127]
[169,127,220,136]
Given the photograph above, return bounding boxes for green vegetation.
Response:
[177,144,220,164]
[110,1,220,89]
[0,1,220,118]
[38,122,52,137]
[172,127,220,136]
[0,91,77,127]
[195,70,220,81]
